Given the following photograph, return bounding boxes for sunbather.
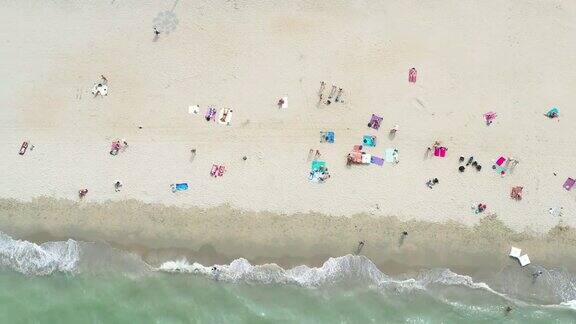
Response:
[335,88,343,102]
[78,189,88,198]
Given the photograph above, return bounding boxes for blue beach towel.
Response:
[171,183,189,192]
[325,131,335,143]
[363,135,376,147]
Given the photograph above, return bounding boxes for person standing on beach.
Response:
[355,241,365,255]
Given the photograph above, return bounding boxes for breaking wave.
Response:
[0,232,79,276]
[0,229,574,312]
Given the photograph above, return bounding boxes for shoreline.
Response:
[2,197,576,277]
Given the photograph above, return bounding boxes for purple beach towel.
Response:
[371,156,384,166]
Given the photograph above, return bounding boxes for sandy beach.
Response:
[1,0,576,273]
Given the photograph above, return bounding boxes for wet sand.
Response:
[2,198,575,279]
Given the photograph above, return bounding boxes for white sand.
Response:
[1,0,575,232]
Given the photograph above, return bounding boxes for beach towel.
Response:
[368,114,383,130]
[483,111,497,124]
[564,177,575,191]
[311,160,326,172]
[19,141,28,155]
[218,108,233,125]
[408,68,417,83]
[363,135,376,147]
[171,183,189,192]
[280,97,288,109]
[496,156,506,166]
[518,254,531,267]
[348,152,362,164]
[546,107,559,118]
[385,148,398,163]
[362,153,372,164]
[433,146,447,157]
[325,131,335,143]
[205,108,217,121]
[188,105,200,114]
[210,164,225,177]
[321,131,335,143]
[371,156,384,166]
[509,247,522,259]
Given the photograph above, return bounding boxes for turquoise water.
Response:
[0,271,575,323]
[0,231,575,323]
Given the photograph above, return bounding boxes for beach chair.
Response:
[19,141,28,155]
[368,114,383,130]
[370,156,384,166]
[563,178,575,191]
[408,68,417,83]
[362,135,376,147]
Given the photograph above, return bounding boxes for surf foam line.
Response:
[0,232,79,276]
[157,254,505,295]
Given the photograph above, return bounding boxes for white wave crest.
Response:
[158,254,504,296]
[0,232,79,276]
[159,255,386,287]
[560,299,576,310]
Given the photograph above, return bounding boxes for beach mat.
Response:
[363,135,376,147]
[564,177,575,191]
[311,160,326,172]
[371,156,384,166]
[385,149,397,163]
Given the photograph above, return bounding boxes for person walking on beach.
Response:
[355,241,365,255]
[153,27,160,41]
[114,181,123,192]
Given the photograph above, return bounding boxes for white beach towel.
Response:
[217,108,233,126]
[362,153,372,164]
[281,97,288,109]
[188,105,200,114]
[518,254,531,267]
[509,247,522,259]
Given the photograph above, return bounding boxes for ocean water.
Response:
[0,231,575,323]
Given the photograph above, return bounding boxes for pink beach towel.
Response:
[408,68,417,83]
[496,156,506,166]
[564,177,575,191]
[434,147,447,157]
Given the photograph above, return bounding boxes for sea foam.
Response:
[0,232,79,276]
